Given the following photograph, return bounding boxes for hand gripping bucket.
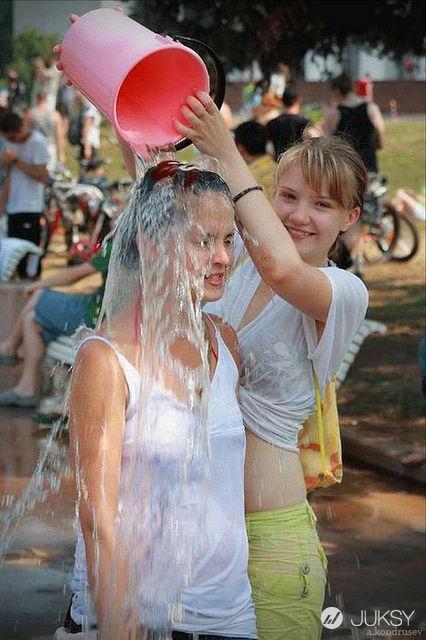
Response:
[60,9,224,156]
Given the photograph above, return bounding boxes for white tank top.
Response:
[70,329,257,638]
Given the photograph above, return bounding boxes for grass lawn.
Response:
[67,119,425,197]
[379,120,425,196]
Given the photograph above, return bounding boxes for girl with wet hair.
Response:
[175,95,369,640]
[59,160,258,639]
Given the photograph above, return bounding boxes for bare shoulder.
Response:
[207,314,241,370]
[71,338,127,399]
[75,337,119,371]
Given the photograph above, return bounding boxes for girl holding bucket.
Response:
[57,161,258,639]
[175,93,369,640]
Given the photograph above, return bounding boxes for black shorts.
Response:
[7,212,43,278]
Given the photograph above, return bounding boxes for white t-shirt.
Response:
[6,130,48,214]
[206,243,369,452]
[82,103,101,149]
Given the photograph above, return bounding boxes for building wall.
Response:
[304,47,425,82]
[225,81,425,115]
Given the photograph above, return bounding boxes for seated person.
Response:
[0,240,111,407]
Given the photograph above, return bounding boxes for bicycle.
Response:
[361,175,419,265]
[382,206,419,262]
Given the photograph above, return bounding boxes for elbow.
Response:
[261,256,302,293]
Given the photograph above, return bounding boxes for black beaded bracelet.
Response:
[232,185,263,203]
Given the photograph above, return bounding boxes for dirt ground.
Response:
[338,221,425,451]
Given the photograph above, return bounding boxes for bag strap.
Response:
[312,365,334,479]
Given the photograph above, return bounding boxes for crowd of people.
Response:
[0,48,422,640]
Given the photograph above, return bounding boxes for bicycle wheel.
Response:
[362,209,399,265]
[390,211,420,261]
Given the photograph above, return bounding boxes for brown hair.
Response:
[276,136,367,212]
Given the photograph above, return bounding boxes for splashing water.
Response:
[1,147,230,639]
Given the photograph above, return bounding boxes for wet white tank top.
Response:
[70,330,257,638]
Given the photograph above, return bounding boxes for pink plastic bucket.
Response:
[60,9,210,155]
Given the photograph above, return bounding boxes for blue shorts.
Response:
[34,289,91,343]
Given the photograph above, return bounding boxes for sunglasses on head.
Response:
[147,160,201,190]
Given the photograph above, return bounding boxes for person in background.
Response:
[78,95,101,169]
[322,73,385,173]
[0,111,49,277]
[322,73,386,278]
[25,90,66,171]
[266,86,313,159]
[3,68,26,112]
[234,120,276,202]
[31,55,62,111]
[56,78,77,141]
[391,188,426,222]
[0,106,7,187]
[252,91,282,126]
[0,240,111,408]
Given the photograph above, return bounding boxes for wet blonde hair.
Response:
[276,136,368,211]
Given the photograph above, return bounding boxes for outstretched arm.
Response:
[174,92,342,322]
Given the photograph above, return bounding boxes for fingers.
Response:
[186,95,206,118]
[181,104,203,127]
[173,117,195,139]
[69,13,79,24]
[195,90,217,115]
[54,44,64,71]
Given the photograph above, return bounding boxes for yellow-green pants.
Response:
[246,500,327,640]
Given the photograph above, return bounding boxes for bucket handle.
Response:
[170,35,226,151]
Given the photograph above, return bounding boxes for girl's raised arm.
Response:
[174,92,356,323]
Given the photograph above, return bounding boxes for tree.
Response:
[9,28,58,94]
[132,0,425,77]
[0,0,13,78]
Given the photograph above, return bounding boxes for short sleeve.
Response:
[302,268,369,395]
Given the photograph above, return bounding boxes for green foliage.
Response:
[131,0,425,76]
[0,0,13,73]
[10,28,58,95]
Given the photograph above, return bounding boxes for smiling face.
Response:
[273,163,361,266]
[185,192,235,303]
